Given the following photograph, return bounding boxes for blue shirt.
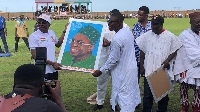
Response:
[132,21,151,66]
[0,16,5,29]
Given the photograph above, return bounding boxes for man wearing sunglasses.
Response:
[61,25,100,69]
[93,12,140,112]
[136,15,182,112]
[93,9,130,111]
[29,14,67,81]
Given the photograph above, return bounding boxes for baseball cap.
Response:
[37,14,51,24]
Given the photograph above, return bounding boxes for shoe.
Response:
[93,104,103,111]
[111,105,119,111]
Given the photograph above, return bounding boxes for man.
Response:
[0,15,10,53]
[173,12,200,112]
[34,10,42,32]
[93,9,130,111]
[92,12,141,112]
[61,25,100,69]
[15,14,29,52]
[136,15,182,112]
[0,64,67,112]
[29,14,66,81]
[132,6,151,81]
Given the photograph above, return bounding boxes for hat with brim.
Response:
[37,14,51,24]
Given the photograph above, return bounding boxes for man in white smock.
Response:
[93,9,130,111]
[173,12,200,112]
[92,12,141,112]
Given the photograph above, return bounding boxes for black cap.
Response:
[110,9,120,14]
[151,15,164,24]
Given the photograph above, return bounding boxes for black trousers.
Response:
[15,37,29,51]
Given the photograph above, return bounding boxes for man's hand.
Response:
[47,80,67,112]
[92,70,102,77]
[47,80,62,101]
[103,38,111,47]
[162,60,170,69]
[52,62,62,70]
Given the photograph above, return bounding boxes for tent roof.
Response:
[35,0,92,3]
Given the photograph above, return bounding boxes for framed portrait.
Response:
[57,18,107,73]
[146,65,174,103]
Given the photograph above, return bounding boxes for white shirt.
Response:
[100,28,140,112]
[136,30,182,77]
[29,29,58,74]
[98,23,130,68]
[173,29,200,86]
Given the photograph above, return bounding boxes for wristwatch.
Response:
[63,30,66,33]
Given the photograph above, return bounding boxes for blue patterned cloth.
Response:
[132,21,151,66]
[0,16,5,29]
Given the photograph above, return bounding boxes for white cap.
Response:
[38,14,51,24]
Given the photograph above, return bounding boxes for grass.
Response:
[0,18,192,112]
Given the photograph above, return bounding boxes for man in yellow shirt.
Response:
[15,14,29,52]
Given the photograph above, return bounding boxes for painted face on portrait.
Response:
[70,33,94,58]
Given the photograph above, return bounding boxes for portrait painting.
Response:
[57,18,107,73]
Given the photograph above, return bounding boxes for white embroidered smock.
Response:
[173,29,200,86]
[135,30,182,78]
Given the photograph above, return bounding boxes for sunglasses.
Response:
[69,38,91,46]
[107,20,118,24]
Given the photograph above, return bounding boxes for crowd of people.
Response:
[40,4,90,14]
[0,5,200,112]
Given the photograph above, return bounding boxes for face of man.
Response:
[107,16,119,31]
[137,10,147,23]
[190,18,200,33]
[70,34,94,59]
[20,15,24,20]
[151,22,163,35]
[37,19,50,33]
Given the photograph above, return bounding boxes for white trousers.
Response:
[96,72,111,105]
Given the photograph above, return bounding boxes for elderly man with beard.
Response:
[29,14,67,80]
[92,12,141,112]
[136,15,182,112]
[173,12,200,112]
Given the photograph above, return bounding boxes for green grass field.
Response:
[0,18,192,112]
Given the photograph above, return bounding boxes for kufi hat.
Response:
[189,12,200,20]
[78,26,101,45]
[151,15,164,24]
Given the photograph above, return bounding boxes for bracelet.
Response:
[63,30,66,33]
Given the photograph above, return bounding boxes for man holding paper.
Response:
[135,15,182,112]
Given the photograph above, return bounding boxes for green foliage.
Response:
[0,18,192,112]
